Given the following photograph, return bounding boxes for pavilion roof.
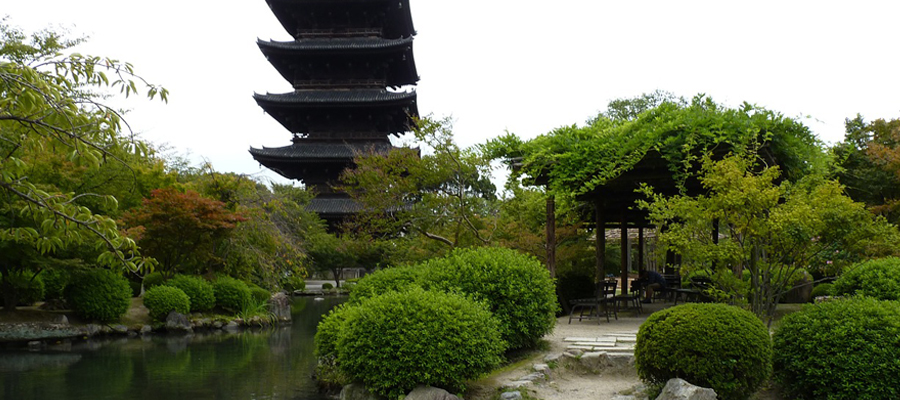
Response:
[266,0,415,39]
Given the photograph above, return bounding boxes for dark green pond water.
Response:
[0,296,343,400]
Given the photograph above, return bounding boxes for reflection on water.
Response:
[0,296,343,400]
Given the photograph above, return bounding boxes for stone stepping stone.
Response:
[573,342,616,347]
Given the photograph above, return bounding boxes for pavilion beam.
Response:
[638,226,645,274]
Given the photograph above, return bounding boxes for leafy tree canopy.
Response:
[1,20,167,308]
[832,115,900,223]
[486,94,825,199]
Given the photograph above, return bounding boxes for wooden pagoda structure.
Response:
[250,0,419,229]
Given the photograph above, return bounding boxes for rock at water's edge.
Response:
[404,386,461,400]
[165,311,193,333]
[656,378,717,400]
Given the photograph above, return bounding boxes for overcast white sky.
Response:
[6,1,900,186]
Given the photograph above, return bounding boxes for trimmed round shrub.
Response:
[212,276,252,312]
[321,282,334,290]
[249,286,271,303]
[773,297,900,399]
[635,303,772,400]
[65,269,132,322]
[315,304,352,360]
[347,265,426,304]
[832,257,900,300]
[419,247,558,349]
[0,272,45,306]
[809,282,833,299]
[142,272,166,290]
[143,285,191,321]
[335,288,505,399]
[166,275,215,312]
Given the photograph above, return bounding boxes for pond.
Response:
[0,296,344,400]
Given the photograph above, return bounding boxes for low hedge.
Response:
[65,269,132,322]
[213,276,251,312]
[166,275,215,312]
[144,285,191,321]
[773,297,900,399]
[832,257,900,300]
[809,282,833,299]
[41,269,69,301]
[334,288,505,399]
[635,303,772,400]
[142,272,166,289]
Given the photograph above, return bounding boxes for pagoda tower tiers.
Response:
[250,0,419,230]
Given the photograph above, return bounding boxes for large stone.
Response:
[268,292,292,322]
[500,391,523,400]
[339,383,379,400]
[165,311,193,333]
[404,386,461,400]
[656,378,717,400]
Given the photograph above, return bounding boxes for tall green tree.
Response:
[0,21,166,308]
[342,116,498,253]
[832,115,900,223]
[640,154,899,325]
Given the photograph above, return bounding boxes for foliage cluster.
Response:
[143,272,166,289]
[330,288,505,399]
[634,303,772,400]
[832,257,900,301]
[212,276,251,312]
[166,275,215,312]
[773,297,900,399]
[248,286,271,303]
[0,272,44,306]
[640,154,899,324]
[143,285,191,321]
[64,269,132,322]
[832,116,900,223]
[809,283,833,299]
[41,269,69,300]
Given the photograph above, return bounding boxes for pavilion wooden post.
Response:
[595,200,606,281]
[638,227,645,274]
[546,195,557,278]
[620,217,629,293]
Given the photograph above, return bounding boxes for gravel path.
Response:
[476,303,673,400]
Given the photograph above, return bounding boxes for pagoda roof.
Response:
[266,0,415,39]
[254,89,416,105]
[307,197,362,215]
[249,140,394,161]
[258,36,413,52]
[258,37,418,87]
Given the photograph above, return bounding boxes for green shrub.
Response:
[143,285,191,321]
[635,303,772,400]
[42,269,69,300]
[420,247,558,349]
[315,304,351,359]
[142,272,166,289]
[280,273,305,293]
[249,286,271,303]
[335,288,505,399]
[212,276,251,312]
[809,282,833,299]
[832,257,900,300]
[321,282,334,290]
[0,272,45,306]
[166,275,215,312]
[347,265,426,304]
[65,269,132,322]
[773,297,900,399]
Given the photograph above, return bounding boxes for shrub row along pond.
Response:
[315,247,559,399]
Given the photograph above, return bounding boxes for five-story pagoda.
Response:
[250,0,419,230]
